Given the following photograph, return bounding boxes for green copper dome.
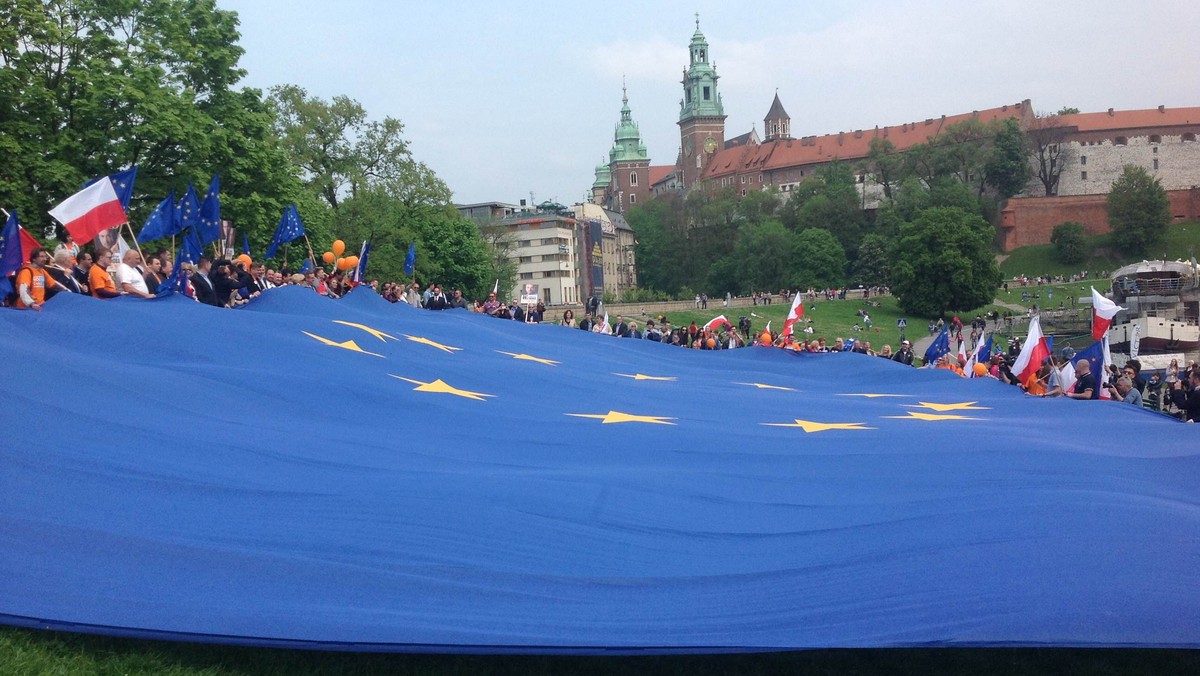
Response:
[679,15,725,122]
[593,162,612,189]
[609,86,649,163]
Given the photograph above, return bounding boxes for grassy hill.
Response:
[999,220,1200,279]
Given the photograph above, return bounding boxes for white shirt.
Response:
[115,263,149,296]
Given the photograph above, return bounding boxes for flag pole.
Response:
[302,235,318,269]
[122,221,148,263]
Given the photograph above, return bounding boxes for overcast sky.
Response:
[220,0,1200,206]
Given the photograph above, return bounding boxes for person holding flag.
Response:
[781,291,804,337]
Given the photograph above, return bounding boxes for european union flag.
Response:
[351,241,371,282]
[198,175,221,246]
[176,183,201,236]
[924,327,951,365]
[84,166,138,210]
[299,258,313,274]
[177,227,203,266]
[137,192,176,243]
[0,210,21,299]
[1,288,1196,653]
[265,205,305,259]
[404,242,416,277]
[242,233,250,256]
[1075,338,1108,388]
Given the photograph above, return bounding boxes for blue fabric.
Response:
[266,205,305,259]
[198,175,221,246]
[176,183,201,236]
[925,327,950,363]
[1,289,1197,653]
[137,192,176,243]
[404,241,416,276]
[0,210,22,278]
[84,166,138,210]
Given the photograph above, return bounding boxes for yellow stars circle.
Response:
[761,419,874,433]
[301,331,384,358]
[403,334,463,353]
[614,373,677,381]
[565,411,677,425]
[496,350,560,366]
[389,375,494,401]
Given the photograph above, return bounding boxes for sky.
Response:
[220,0,1200,207]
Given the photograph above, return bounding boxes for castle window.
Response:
[629,172,638,186]
[1081,171,1088,180]
[629,194,636,204]
[1153,159,1159,170]
[1114,136,1128,146]
[1184,133,1197,142]
[1080,155,1086,165]
[703,86,711,101]
[1153,146,1158,154]
[1150,134,1162,144]
[686,90,691,104]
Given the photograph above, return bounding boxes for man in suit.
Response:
[613,315,630,338]
[190,257,221,306]
[47,250,86,295]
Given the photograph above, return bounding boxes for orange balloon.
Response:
[235,254,252,269]
[335,257,350,271]
[760,331,772,344]
[705,337,716,348]
[331,240,345,257]
[973,363,989,377]
[322,251,335,264]
[344,255,359,269]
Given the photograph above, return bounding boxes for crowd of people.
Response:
[7,242,1198,422]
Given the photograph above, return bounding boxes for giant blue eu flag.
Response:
[0,289,1197,653]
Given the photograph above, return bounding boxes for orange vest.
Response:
[14,266,57,309]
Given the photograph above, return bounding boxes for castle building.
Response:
[590,17,1200,248]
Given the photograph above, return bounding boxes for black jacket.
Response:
[191,271,221,306]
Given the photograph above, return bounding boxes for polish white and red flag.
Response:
[48,179,127,245]
[781,291,805,336]
[1090,286,1124,341]
[703,315,732,331]
[1012,316,1051,383]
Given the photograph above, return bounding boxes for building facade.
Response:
[589,17,1200,249]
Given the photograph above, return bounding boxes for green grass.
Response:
[1000,220,1200,279]
[3,627,1199,676]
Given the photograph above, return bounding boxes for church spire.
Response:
[763,91,791,141]
[679,16,724,122]
[610,85,648,164]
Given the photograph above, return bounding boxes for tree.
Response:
[779,161,865,255]
[1108,165,1170,256]
[732,220,796,292]
[984,118,1031,198]
[849,234,892,287]
[1056,106,1080,115]
[866,137,904,200]
[890,207,1001,317]
[1050,221,1087,265]
[1026,113,1071,196]
[0,0,304,244]
[627,198,683,294]
[791,228,846,290]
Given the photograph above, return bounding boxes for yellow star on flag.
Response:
[614,373,677,381]
[565,411,677,425]
[496,350,560,366]
[736,382,797,391]
[301,331,383,358]
[333,320,397,342]
[907,401,991,412]
[389,375,494,401]
[884,411,984,421]
[403,334,463,353]
[761,419,873,432]
[837,393,910,398]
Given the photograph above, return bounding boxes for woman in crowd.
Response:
[560,309,574,327]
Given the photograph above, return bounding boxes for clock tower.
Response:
[678,15,726,190]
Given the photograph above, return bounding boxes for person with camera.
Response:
[1107,376,1143,407]
[1168,367,1200,422]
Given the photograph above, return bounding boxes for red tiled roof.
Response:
[1059,107,1200,133]
[648,165,677,187]
[701,100,1033,180]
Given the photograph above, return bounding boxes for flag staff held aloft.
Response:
[48,167,148,264]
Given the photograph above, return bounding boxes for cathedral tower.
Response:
[763,92,791,141]
[678,15,726,189]
[607,84,650,212]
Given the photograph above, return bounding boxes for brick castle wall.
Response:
[1000,187,1200,250]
